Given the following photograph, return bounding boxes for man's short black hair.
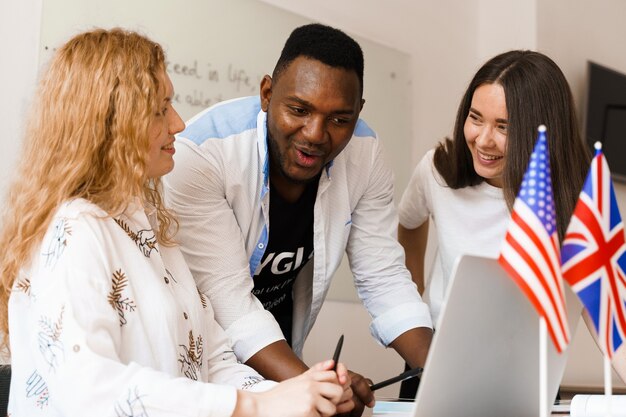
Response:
[272,23,364,94]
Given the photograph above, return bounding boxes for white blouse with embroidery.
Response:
[8,198,274,417]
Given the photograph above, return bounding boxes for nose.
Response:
[475,125,495,147]
[301,115,328,144]
[168,107,186,135]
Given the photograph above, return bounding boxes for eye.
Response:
[289,106,308,115]
[497,124,508,133]
[468,113,480,123]
[330,117,351,125]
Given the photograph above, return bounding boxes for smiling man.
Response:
[163,24,433,416]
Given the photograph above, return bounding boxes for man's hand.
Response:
[336,370,375,417]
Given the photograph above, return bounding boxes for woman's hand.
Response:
[233,360,345,417]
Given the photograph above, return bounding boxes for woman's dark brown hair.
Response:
[433,50,591,241]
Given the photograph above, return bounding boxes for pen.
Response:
[331,334,344,371]
[369,366,423,391]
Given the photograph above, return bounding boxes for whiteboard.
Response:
[40,0,412,302]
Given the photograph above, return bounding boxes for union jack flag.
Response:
[561,146,626,359]
[499,127,570,353]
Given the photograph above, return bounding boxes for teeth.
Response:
[479,152,502,161]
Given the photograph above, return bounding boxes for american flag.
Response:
[499,126,570,353]
[561,145,626,359]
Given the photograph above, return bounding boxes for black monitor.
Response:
[585,61,626,182]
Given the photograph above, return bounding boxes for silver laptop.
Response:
[389,255,582,417]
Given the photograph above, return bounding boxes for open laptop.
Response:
[374,254,582,417]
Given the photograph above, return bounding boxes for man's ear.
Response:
[260,75,273,112]
[360,98,365,112]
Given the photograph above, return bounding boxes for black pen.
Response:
[369,366,423,391]
[331,334,344,371]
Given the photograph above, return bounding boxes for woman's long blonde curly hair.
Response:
[0,28,178,346]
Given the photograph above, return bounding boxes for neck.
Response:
[270,171,307,203]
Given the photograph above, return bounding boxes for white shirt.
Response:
[163,96,432,360]
[8,198,273,417]
[398,149,509,327]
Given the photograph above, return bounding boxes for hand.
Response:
[336,370,375,417]
[233,360,344,417]
[333,362,355,414]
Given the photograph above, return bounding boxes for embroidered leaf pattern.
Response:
[42,218,72,267]
[114,386,149,417]
[114,218,158,257]
[26,370,49,409]
[37,305,65,371]
[53,305,64,340]
[241,375,265,390]
[108,269,136,326]
[178,330,204,380]
[16,277,31,295]
[197,287,208,309]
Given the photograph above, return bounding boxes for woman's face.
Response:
[464,83,508,188]
[146,70,185,179]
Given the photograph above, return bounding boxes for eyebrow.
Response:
[287,95,356,115]
[469,108,508,124]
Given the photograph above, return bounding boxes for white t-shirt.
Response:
[8,198,273,417]
[398,149,509,327]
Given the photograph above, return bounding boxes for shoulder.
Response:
[340,118,379,155]
[412,148,441,185]
[352,119,377,140]
[47,199,114,246]
[56,198,107,219]
[336,119,380,169]
[421,148,436,166]
[33,199,114,276]
[179,96,261,146]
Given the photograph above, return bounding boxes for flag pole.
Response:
[540,317,548,417]
[593,141,614,417]
[604,355,612,416]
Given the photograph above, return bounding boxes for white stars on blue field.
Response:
[518,128,556,235]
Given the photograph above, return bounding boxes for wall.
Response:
[0,0,42,200]
[537,0,626,212]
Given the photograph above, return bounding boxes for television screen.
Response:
[585,61,626,182]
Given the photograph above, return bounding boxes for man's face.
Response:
[261,56,364,185]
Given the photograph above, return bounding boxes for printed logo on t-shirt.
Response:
[256,247,312,275]
[252,247,313,302]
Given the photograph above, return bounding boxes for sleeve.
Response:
[163,139,284,362]
[201,299,278,392]
[397,150,434,229]
[346,140,433,347]
[35,212,240,417]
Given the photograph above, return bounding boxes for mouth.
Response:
[161,142,175,153]
[477,150,503,162]
[295,144,324,157]
[294,147,323,168]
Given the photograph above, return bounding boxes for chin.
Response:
[149,165,174,179]
[283,171,319,185]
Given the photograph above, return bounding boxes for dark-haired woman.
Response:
[396,50,606,397]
